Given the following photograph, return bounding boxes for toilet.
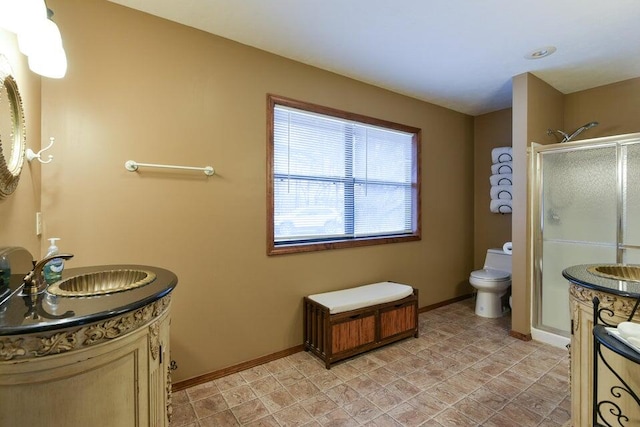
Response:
[469,248,512,318]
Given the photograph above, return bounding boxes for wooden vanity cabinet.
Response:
[569,285,640,426]
[0,298,172,427]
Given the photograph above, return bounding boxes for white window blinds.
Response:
[272,104,417,245]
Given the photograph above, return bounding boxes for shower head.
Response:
[565,121,599,142]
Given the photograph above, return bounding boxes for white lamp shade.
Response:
[18,18,63,56]
[0,0,47,34]
[28,46,67,78]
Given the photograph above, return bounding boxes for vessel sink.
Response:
[588,265,640,282]
[47,269,157,297]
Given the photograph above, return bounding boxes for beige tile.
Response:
[508,360,548,381]
[241,365,272,383]
[345,374,380,396]
[482,412,519,427]
[231,399,271,424]
[343,397,383,424]
[243,415,281,427]
[329,363,362,382]
[299,394,338,418]
[547,405,571,425]
[496,402,544,427]
[272,403,314,426]
[384,358,420,376]
[250,375,284,397]
[368,345,411,364]
[285,379,321,401]
[264,357,293,374]
[315,408,359,426]
[482,377,523,399]
[406,390,448,416]
[453,396,495,423]
[216,372,249,392]
[274,368,306,387]
[536,372,569,391]
[386,402,431,427]
[172,389,189,406]
[260,389,297,413]
[179,300,572,427]
[362,414,403,426]
[223,385,258,408]
[192,393,229,418]
[308,370,344,392]
[366,387,404,412]
[367,366,402,386]
[473,357,512,377]
[347,355,384,372]
[402,367,442,389]
[537,419,563,427]
[296,359,329,377]
[512,390,556,417]
[171,403,198,426]
[468,386,510,411]
[385,378,422,401]
[186,381,219,401]
[423,381,466,405]
[432,407,477,427]
[324,383,362,406]
[199,409,241,426]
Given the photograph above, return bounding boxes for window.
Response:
[267,95,421,255]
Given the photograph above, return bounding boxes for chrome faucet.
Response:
[22,253,74,296]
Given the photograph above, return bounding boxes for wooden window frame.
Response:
[267,94,421,255]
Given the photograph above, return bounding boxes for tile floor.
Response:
[171,299,571,426]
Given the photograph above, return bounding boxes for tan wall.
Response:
[39,0,475,381]
[0,29,41,257]
[511,74,640,337]
[473,109,512,269]
[511,73,564,336]
[564,77,640,138]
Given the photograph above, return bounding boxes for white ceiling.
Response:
[108,0,640,116]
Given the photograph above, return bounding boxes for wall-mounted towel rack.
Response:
[125,160,215,176]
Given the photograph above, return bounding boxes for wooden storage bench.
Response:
[303,282,419,369]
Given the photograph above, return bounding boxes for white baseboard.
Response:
[531,327,570,349]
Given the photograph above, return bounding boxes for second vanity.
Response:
[563,264,640,427]
[0,247,178,427]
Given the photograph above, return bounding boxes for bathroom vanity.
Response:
[0,251,178,427]
[564,264,640,427]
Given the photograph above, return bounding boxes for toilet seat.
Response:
[470,268,510,282]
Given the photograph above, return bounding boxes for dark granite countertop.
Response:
[563,264,640,299]
[0,264,177,336]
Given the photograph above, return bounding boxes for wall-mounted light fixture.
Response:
[0,0,67,79]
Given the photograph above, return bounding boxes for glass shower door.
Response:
[621,141,640,264]
[537,145,618,335]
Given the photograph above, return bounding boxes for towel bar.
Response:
[125,160,215,176]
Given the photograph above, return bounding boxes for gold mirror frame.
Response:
[0,54,26,198]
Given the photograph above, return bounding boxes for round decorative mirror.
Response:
[0,54,26,199]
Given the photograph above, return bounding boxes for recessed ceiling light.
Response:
[525,46,557,60]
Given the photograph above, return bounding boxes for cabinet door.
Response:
[0,330,149,427]
[148,309,171,427]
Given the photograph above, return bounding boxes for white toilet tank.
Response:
[484,248,512,273]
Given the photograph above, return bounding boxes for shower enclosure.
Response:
[531,133,640,339]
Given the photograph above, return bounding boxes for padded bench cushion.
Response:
[307,282,414,314]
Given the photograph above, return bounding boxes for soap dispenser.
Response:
[43,238,65,284]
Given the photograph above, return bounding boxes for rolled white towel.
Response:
[491,161,512,175]
[490,199,512,214]
[490,185,512,200]
[492,147,513,164]
[489,173,512,186]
